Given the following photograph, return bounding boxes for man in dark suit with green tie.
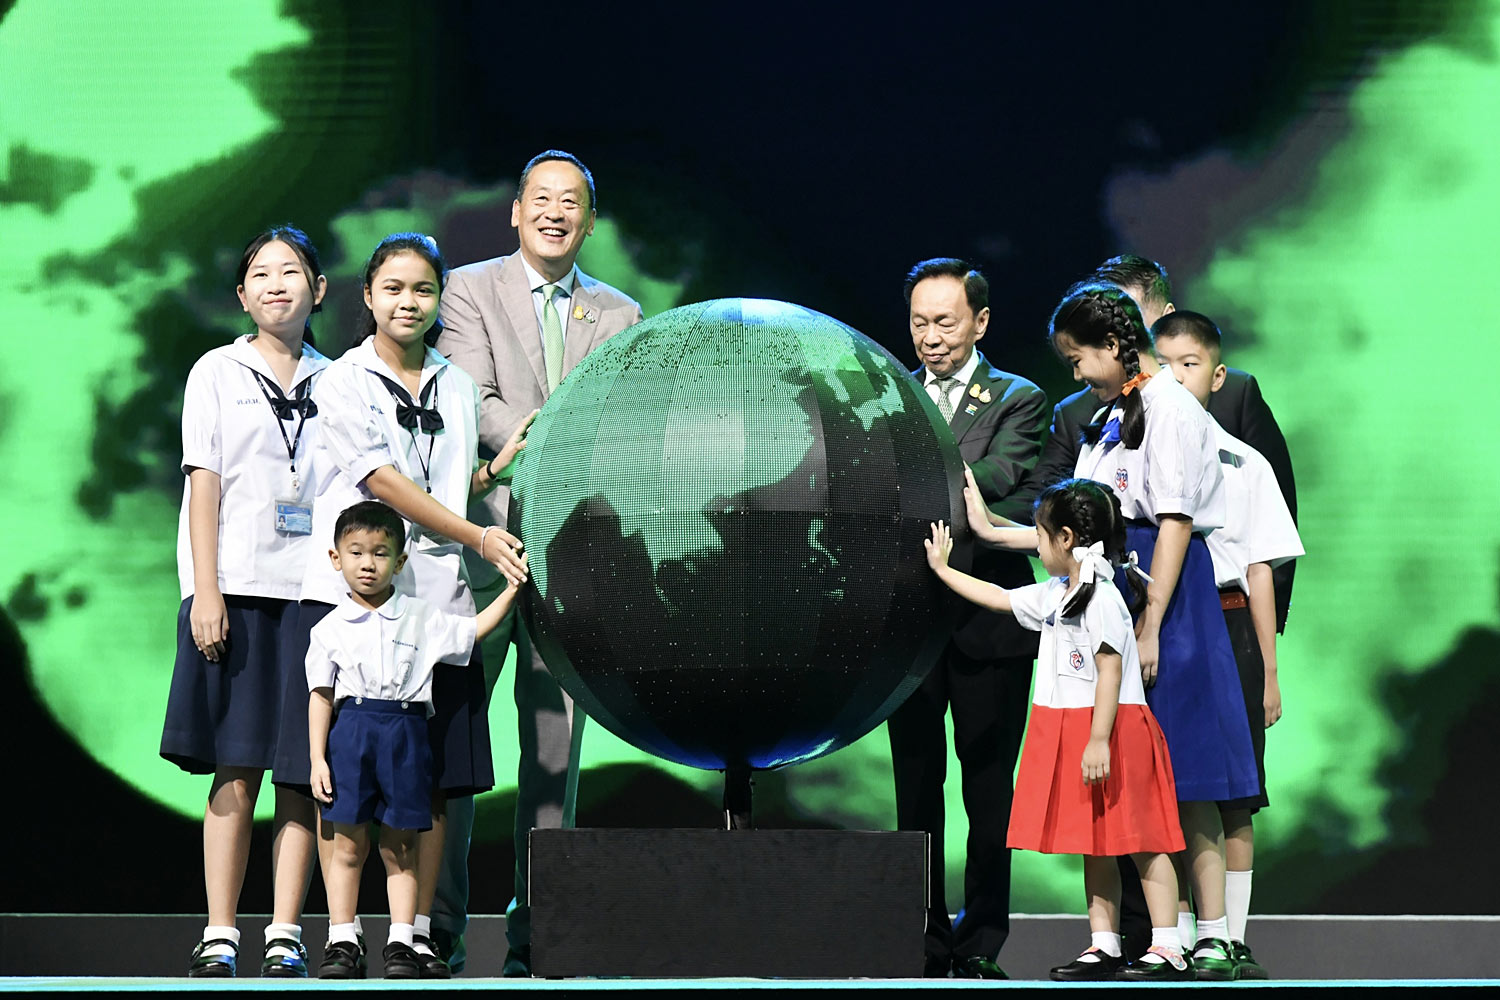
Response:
[887,258,1048,979]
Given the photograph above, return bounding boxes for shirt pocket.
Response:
[1055,626,1095,683]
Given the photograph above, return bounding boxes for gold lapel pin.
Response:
[978,389,992,404]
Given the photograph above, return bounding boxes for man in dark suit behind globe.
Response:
[887,258,1048,979]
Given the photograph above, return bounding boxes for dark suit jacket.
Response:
[1019,368,1298,630]
[921,351,1048,660]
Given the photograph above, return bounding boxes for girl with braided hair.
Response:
[1045,282,1257,978]
[928,478,1188,980]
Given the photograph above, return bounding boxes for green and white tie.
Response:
[934,376,960,422]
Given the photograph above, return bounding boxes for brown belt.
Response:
[1219,588,1247,610]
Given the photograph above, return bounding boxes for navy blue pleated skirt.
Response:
[270,600,335,791]
[1114,526,1259,803]
[160,594,301,774]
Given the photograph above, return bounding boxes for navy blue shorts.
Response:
[1219,603,1269,812]
[161,595,300,774]
[321,698,433,831]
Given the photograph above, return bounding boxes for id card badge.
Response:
[274,499,313,536]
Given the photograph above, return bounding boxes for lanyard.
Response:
[374,371,440,494]
[252,371,313,491]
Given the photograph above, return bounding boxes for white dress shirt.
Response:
[921,350,982,417]
[300,338,482,614]
[176,335,329,600]
[519,257,577,350]
[305,591,476,713]
[1205,420,1304,592]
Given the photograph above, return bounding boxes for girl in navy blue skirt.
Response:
[159,227,330,978]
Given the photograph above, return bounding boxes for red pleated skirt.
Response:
[1007,703,1185,856]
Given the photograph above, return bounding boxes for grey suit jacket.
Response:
[437,251,643,529]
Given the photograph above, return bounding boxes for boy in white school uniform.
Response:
[307,500,525,980]
[1153,312,1304,980]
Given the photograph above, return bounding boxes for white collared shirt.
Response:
[305,591,476,712]
[519,256,577,350]
[1074,373,1226,531]
[300,338,482,613]
[1205,421,1304,592]
[921,350,982,418]
[176,335,330,600]
[1010,577,1147,710]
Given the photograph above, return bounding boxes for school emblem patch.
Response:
[1115,468,1128,491]
[1070,649,1085,672]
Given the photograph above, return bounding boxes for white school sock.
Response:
[1225,869,1253,943]
[1087,931,1122,959]
[1196,916,1230,952]
[200,925,240,958]
[412,915,435,955]
[263,922,301,959]
[1139,927,1181,963]
[1176,910,1197,947]
[388,922,415,948]
[352,914,364,938]
[328,922,359,946]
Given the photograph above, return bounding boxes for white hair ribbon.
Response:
[1071,541,1114,586]
[1125,549,1155,584]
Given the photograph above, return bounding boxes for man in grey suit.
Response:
[434,150,643,976]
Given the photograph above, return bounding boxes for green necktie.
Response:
[934,375,960,422]
[542,283,564,393]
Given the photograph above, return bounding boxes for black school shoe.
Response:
[318,940,365,979]
[1232,941,1269,980]
[502,945,531,978]
[187,938,237,978]
[1116,947,1194,981]
[261,937,309,977]
[952,955,1008,979]
[382,942,422,979]
[412,935,453,979]
[1192,937,1238,980]
[1050,948,1123,981]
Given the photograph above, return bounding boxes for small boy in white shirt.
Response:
[1154,312,1303,980]
[307,501,524,980]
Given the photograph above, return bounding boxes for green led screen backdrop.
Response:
[2,0,1495,913]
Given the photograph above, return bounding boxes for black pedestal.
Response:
[530,828,927,978]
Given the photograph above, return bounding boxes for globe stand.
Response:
[722,764,753,829]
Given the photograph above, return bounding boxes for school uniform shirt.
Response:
[301,338,482,615]
[176,335,329,600]
[1074,373,1227,532]
[305,592,476,714]
[1206,420,1304,594]
[1009,577,1146,710]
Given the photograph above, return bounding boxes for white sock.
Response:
[200,925,239,958]
[264,922,301,959]
[1197,915,1229,947]
[388,922,415,948]
[1087,931,1121,959]
[328,922,358,946]
[1225,869,1253,943]
[352,914,364,939]
[1139,927,1180,963]
[412,915,434,954]
[1176,910,1197,947]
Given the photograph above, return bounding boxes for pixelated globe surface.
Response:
[510,298,969,770]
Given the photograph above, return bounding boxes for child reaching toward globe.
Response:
[925,478,1192,981]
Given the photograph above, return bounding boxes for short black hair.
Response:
[1091,254,1171,310]
[1152,310,1222,363]
[517,149,597,212]
[333,500,406,549]
[903,257,989,316]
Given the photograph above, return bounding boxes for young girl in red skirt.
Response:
[927,477,1191,980]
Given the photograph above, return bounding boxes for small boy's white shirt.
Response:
[305,591,476,714]
[176,335,329,600]
[1205,419,1304,593]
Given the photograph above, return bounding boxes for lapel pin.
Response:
[978,388,992,404]
[965,403,978,415]
[967,383,981,398]
[573,304,585,320]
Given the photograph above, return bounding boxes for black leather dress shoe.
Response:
[431,929,465,975]
[1050,948,1123,981]
[382,942,422,979]
[1192,937,1237,981]
[923,953,950,978]
[502,945,532,978]
[1116,948,1193,981]
[187,939,237,978]
[411,935,452,979]
[261,937,308,977]
[1231,941,1268,980]
[953,955,1008,979]
[318,940,365,979]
